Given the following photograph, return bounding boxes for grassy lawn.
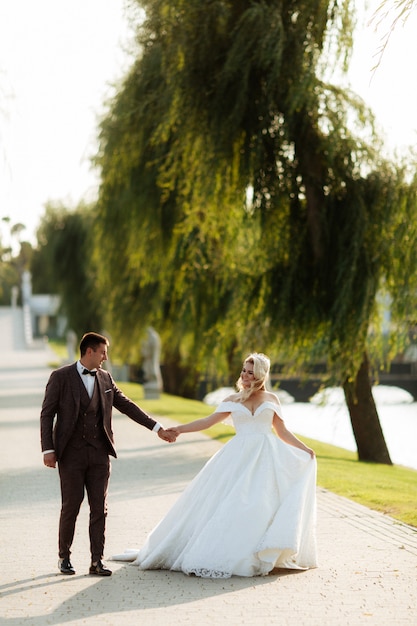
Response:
[118,382,417,529]
[47,338,68,365]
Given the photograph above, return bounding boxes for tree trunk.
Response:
[343,352,392,465]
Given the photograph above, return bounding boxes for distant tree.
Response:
[32,202,103,337]
[0,217,32,305]
[0,260,19,305]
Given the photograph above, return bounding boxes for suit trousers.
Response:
[58,443,111,562]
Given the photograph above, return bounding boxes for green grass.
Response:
[119,382,417,528]
[47,338,67,366]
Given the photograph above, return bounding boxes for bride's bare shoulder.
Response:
[264,391,280,405]
[222,392,240,403]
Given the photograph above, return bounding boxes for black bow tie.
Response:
[82,368,97,376]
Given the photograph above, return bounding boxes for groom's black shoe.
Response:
[59,558,76,575]
[89,560,112,576]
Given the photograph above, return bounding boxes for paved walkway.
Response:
[0,307,416,625]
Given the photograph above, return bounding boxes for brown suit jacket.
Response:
[40,363,158,460]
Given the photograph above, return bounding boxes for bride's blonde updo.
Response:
[236,353,270,401]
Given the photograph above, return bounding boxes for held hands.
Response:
[157,428,177,443]
[165,427,182,438]
[158,426,182,441]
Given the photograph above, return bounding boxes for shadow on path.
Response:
[0,565,306,625]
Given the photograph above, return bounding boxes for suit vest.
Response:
[69,378,108,450]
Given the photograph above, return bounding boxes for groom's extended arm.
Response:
[109,377,176,442]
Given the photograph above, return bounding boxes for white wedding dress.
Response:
[112,400,317,578]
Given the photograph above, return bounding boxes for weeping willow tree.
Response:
[95,0,417,463]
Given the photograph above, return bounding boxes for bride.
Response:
[112,353,318,578]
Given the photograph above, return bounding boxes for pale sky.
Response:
[347,1,417,153]
[1,0,416,244]
[0,0,133,242]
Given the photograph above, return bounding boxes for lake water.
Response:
[282,389,417,471]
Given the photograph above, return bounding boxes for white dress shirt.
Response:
[77,360,96,398]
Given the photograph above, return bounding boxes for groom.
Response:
[40,331,176,576]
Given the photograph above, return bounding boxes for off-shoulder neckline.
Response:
[219,400,279,416]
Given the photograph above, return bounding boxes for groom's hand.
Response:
[43,451,57,468]
[165,427,181,437]
[158,428,177,443]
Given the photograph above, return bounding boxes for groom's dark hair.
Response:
[79,332,109,356]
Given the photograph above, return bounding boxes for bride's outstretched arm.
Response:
[166,411,230,436]
[273,414,315,458]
